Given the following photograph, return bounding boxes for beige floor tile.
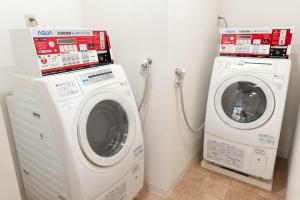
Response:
[196,192,224,200]
[182,169,206,189]
[230,180,259,193]
[134,189,163,200]
[197,175,232,200]
[136,157,287,200]
[166,189,196,200]
[256,184,286,200]
[164,193,177,200]
[134,190,152,200]
[256,190,282,200]
[147,194,163,200]
[224,187,259,200]
[171,179,200,200]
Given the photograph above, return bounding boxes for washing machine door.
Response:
[214,75,275,130]
[78,90,136,167]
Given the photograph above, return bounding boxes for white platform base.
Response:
[201,160,273,191]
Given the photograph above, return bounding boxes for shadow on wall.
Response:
[0,66,14,141]
[280,51,300,158]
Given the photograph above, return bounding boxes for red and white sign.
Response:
[219,28,293,59]
[31,29,113,76]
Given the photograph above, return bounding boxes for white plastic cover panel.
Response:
[7,89,70,200]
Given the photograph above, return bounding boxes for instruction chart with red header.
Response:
[219,28,293,59]
[31,29,113,76]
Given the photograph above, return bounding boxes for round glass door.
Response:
[78,91,136,167]
[221,81,267,123]
[86,100,128,158]
[215,75,275,130]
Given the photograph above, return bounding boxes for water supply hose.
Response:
[175,68,205,134]
[138,75,150,111]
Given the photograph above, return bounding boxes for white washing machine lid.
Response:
[78,90,136,167]
[214,75,275,130]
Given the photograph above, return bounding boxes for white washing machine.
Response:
[203,56,290,180]
[7,65,144,200]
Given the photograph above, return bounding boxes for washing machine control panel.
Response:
[217,59,276,74]
[31,29,113,76]
[49,74,82,101]
[55,79,80,98]
[220,28,293,59]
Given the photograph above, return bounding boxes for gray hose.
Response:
[138,76,149,111]
[179,86,204,134]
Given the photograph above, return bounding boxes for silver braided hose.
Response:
[175,68,204,134]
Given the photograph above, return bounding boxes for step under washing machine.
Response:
[202,56,290,187]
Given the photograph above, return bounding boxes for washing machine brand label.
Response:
[37,30,53,36]
[207,140,244,169]
[31,29,113,76]
[219,27,293,59]
[32,29,93,37]
[258,134,275,146]
[104,182,127,200]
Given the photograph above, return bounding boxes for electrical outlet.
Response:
[24,14,38,28]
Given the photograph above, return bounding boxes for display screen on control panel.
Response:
[32,29,113,76]
[219,28,293,59]
[79,69,114,85]
[237,35,252,39]
[57,38,76,44]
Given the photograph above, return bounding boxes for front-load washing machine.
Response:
[202,56,290,181]
[7,64,144,200]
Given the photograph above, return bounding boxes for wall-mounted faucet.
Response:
[174,68,186,88]
[174,67,204,134]
[138,58,153,112]
[140,58,152,77]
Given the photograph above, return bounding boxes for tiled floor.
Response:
[135,157,287,200]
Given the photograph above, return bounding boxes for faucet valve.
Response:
[140,58,152,77]
[174,68,186,88]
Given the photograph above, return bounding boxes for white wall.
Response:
[0,0,83,199]
[287,104,300,200]
[82,0,220,195]
[220,0,300,158]
[166,0,220,190]
[0,0,83,68]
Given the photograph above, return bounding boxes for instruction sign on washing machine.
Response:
[207,140,245,169]
[219,27,293,58]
